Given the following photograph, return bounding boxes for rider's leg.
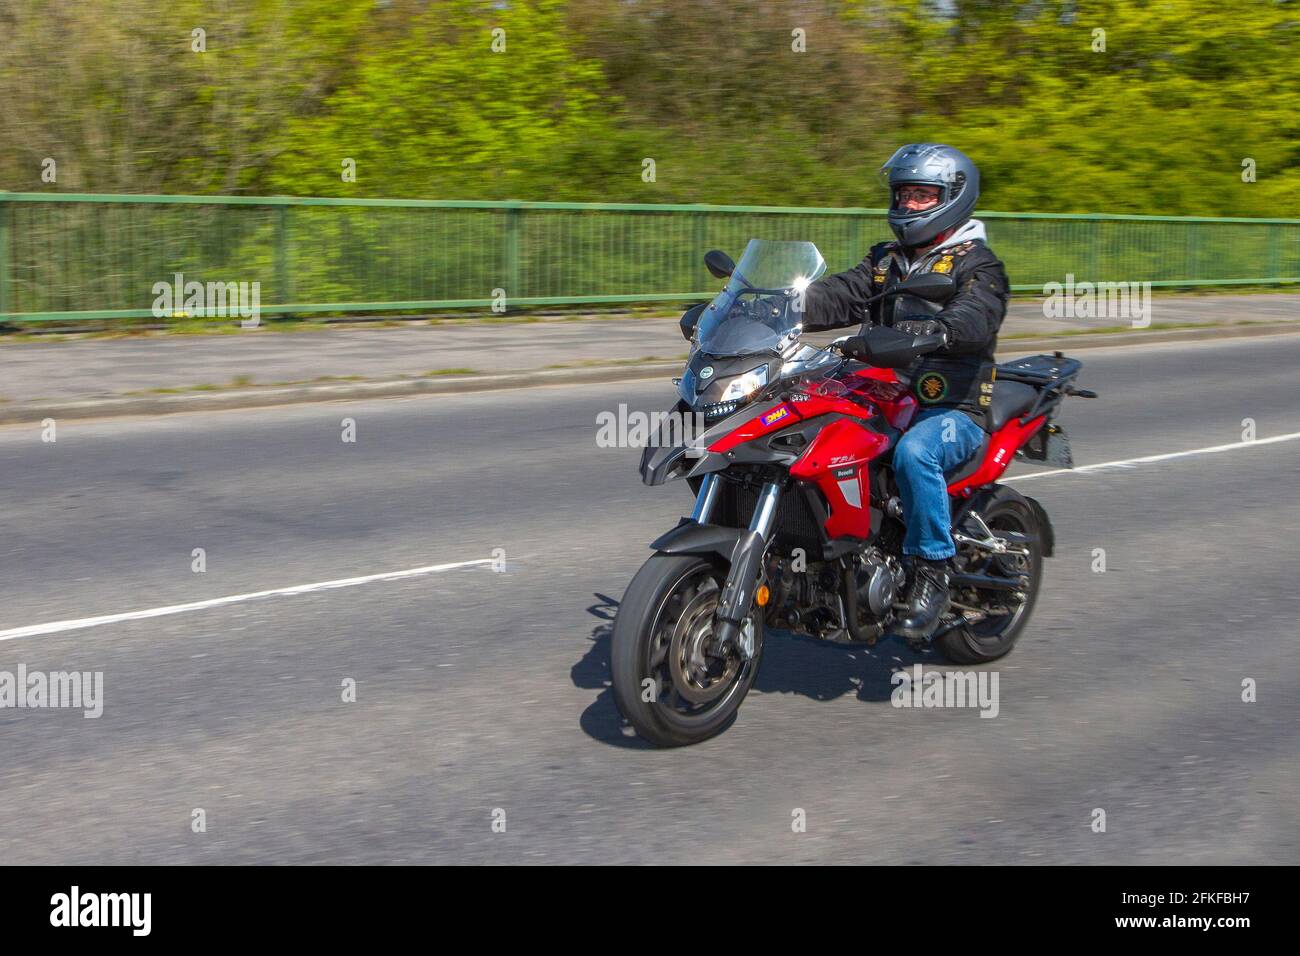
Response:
[895,407,985,559]
[892,408,986,641]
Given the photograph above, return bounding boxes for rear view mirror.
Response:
[704,250,735,280]
[888,271,955,302]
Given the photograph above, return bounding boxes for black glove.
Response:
[893,316,949,345]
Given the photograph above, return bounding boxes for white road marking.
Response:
[1005,430,1300,483]
[0,558,494,643]
[3,431,1298,645]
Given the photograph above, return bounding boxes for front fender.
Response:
[649,521,745,561]
[650,522,765,628]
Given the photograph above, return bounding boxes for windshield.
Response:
[696,240,826,356]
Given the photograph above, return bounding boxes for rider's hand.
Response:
[894,316,950,346]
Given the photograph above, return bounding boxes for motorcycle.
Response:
[611,239,1096,747]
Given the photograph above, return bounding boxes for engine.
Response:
[765,547,905,643]
[856,546,906,620]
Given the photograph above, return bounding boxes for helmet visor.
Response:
[877,144,963,190]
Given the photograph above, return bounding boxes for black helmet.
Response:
[879,143,980,248]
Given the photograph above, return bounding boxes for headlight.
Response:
[719,365,768,402]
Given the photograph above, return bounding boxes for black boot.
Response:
[896,557,952,646]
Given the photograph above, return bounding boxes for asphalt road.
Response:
[1,333,1298,864]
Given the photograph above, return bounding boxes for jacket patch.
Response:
[872,253,891,285]
[931,254,955,274]
[916,372,949,403]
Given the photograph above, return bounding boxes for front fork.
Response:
[693,476,782,660]
[690,473,722,523]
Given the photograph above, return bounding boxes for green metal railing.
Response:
[1,191,1298,322]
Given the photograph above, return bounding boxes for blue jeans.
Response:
[892,407,985,560]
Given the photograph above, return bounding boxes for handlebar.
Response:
[834,327,947,369]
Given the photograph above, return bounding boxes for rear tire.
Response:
[611,553,763,747]
[934,486,1043,665]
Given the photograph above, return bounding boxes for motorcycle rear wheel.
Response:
[611,553,763,747]
[934,487,1043,665]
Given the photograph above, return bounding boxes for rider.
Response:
[803,143,1010,644]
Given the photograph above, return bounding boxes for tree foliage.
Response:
[1,0,1295,216]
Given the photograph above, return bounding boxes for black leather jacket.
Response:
[804,233,1010,424]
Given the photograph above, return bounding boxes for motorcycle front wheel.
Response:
[611,553,763,747]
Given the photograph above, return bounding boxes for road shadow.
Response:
[753,629,937,703]
[571,592,657,749]
[573,591,939,747]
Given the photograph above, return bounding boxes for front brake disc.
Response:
[667,588,740,706]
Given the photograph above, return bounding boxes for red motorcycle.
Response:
[612,240,1095,747]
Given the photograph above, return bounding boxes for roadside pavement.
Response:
[1,292,1296,423]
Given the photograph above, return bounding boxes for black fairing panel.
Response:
[638,398,793,485]
[640,442,730,486]
[679,302,706,341]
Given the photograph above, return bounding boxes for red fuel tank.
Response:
[837,367,919,430]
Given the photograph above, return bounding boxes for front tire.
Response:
[611,553,763,747]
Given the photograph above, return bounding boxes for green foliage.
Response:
[894,0,1300,216]
[267,0,621,200]
[0,0,1295,216]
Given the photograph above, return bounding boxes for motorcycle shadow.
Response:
[572,592,648,749]
[573,592,935,749]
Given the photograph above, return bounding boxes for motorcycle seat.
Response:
[944,433,991,484]
[943,382,1040,484]
[986,381,1039,432]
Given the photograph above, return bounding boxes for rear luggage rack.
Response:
[995,352,1083,386]
[995,352,1094,425]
